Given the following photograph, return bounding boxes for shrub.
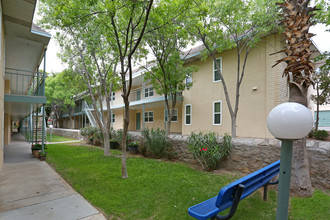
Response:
[138,138,147,156]
[308,129,315,138]
[112,129,132,150]
[31,144,42,151]
[128,140,139,147]
[81,127,99,139]
[188,132,232,171]
[81,127,103,146]
[141,128,175,159]
[314,130,329,140]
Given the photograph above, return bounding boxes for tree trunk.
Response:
[164,96,171,135]
[166,115,171,135]
[289,84,313,197]
[121,97,129,179]
[103,129,110,155]
[231,114,237,138]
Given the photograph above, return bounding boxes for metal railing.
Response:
[20,110,47,144]
[84,101,103,127]
[5,68,44,96]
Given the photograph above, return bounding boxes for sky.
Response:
[36,10,330,74]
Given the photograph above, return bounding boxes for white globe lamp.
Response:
[267,102,313,140]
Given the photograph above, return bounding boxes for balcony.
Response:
[4,68,45,96]
[4,68,47,119]
[110,88,183,110]
[61,101,94,117]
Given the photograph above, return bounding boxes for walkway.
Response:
[0,133,107,220]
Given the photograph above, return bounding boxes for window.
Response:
[185,104,192,125]
[213,101,222,125]
[112,113,115,123]
[144,87,154,98]
[144,111,154,122]
[185,76,192,84]
[213,57,222,82]
[110,92,115,101]
[165,109,178,122]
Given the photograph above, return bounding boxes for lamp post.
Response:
[267,102,313,220]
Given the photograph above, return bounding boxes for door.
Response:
[137,89,141,101]
[316,111,330,127]
[136,112,141,130]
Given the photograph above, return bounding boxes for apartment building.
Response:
[110,33,289,138]
[59,33,320,139]
[0,0,50,171]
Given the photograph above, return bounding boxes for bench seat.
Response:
[188,160,280,220]
[189,196,219,220]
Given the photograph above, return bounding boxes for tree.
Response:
[45,74,61,128]
[45,70,80,128]
[313,0,330,130]
[273,0,318,197]
[144,0,197,135]
[185,0,279,137]
[40,0,119,156]
[314,0,330,26]
[312,55,330,130]
[83,0,153,178]
[40,0,153,178]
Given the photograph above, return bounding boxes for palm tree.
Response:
[272,0,318,197]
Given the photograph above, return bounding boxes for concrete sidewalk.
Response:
[0,133,107,220]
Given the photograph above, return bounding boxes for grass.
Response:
[47,134,77,142]
[46,144,330,220]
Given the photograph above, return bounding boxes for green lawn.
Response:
[47,134,77,142]
[46,144,330,220]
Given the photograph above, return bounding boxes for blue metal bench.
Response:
[188,160,280,220]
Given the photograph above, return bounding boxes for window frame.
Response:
[185,104,192,125]
[144,111,154,123]
[110,91,115,101]
[213,57,222,82]
[185,75,192,84]
[164,108,178,122]
[213,101,222,125]
[111,113,115,123]
[144,86,154,98]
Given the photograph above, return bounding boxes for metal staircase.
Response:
[83,101,103,127]
[31,114,47,142]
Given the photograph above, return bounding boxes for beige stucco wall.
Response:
[112,109,124,130]
[182,33,286,138]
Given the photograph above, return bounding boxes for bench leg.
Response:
[212,184,245,220]
[264,180,279,201]
[263,184,268,201]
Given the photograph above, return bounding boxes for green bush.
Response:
[111,129,132,150]
[308,129,315,138]
[188,132,232,171]
[313,130,329,140]
[80,127,99,138]
[31,143,42,151]
[80,127,103,146]
[141,128,175,159]
[31,143,47,150]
